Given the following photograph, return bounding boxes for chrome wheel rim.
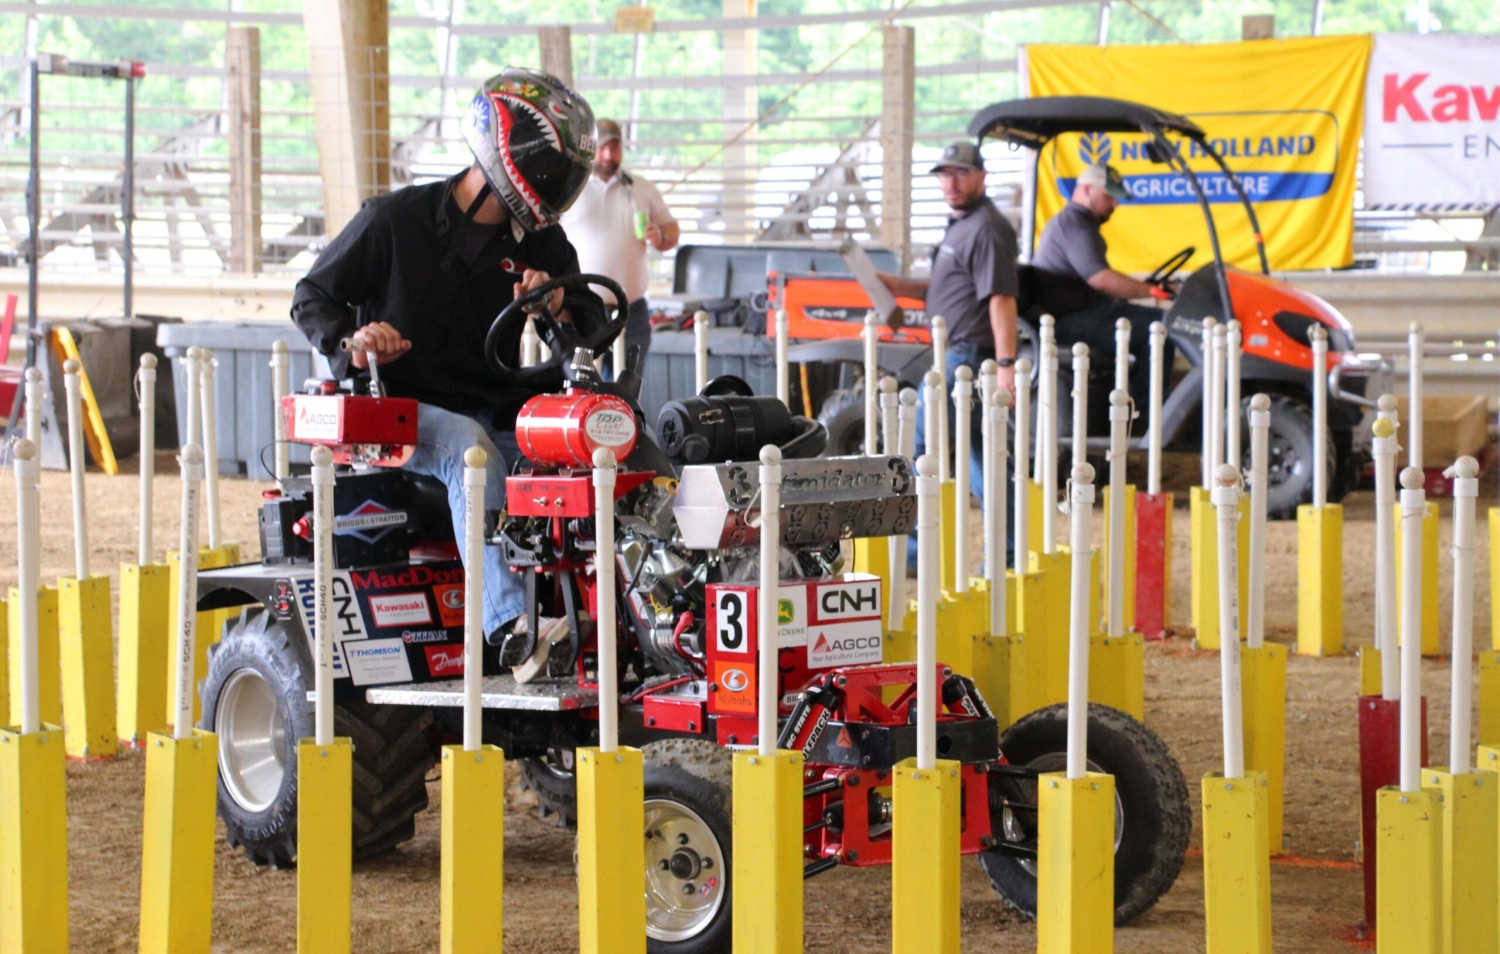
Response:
[1001,753,1125,878]
[643,798,726,942]
[217,669,286,813]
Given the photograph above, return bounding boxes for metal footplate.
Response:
[365,674,598,711]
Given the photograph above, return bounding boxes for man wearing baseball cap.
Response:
[560,118,680,372]
[1033,162,1171,410]
[878,139,1019,500]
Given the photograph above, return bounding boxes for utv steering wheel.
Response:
[485,272,630,382]
[1145,246,1195,290]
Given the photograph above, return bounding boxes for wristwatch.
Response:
[995,357,1016,368]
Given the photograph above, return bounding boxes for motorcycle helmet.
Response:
[462,68,595,233]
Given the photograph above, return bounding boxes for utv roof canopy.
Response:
[967,96,1206,147]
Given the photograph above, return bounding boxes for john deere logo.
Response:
[778,599,795,625]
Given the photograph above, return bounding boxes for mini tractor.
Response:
[196,273,1190,953]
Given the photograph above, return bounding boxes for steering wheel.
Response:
[1145,246,1195,289]
[485,272,630,383]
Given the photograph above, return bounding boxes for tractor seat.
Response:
[402,473,458,546]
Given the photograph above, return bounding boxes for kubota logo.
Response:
[721,668,749,692]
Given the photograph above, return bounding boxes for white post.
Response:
[1107,389,1129,639]
[611,329,627,381]
[931,316,950,482]
[63,358,88,580]
[1065,462,1096,781]
[879,376,899,456]
[1373,410,1400,701]
[270,339,290,481]
[953,366,973,594]
[1114,317,1131,394]
[1209,324,1226,471]
[14,438,40,735]
[922,371,942,485]
[138,354,157,565]
[1070,342,1089,471]
[1448,456,1479,774]
[1398,465,1425,791]
[1226,320,1242,470]
[863,313,880,455]
[1200,319,1216,488]
[980,362,997,590]
[1247,394,1271,650]
[758,445,782,757]
[694,310,710,394]
[1147,321,1165,496]
[1408,322,1424,471]
[173,444,203,740]
[311,445,335,747]
[182,347,202,459]
[1014,358,1033,562]
[593,447,619,754]
[1035,315,1055,485]
[1311,326,1328,509]
[24,366,42,449]
[915,453,940,771]
[775,309,790,407]
[199,348,223,550]
[521,317,540,368]
[463,447,487,752]
[1378,392,1398,430]
[890,388,917,630]
[1213,462,1245,779]
[1043,343,1060,555]
[991,388,1011,638]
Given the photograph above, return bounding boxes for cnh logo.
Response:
[1384,73,1500,123]
[820,587,879,615]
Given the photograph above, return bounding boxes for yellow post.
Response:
[1295,504,1344,656]
[0,602,7,725]
[1421,769,1499,954]
[851,536,892,603]
[1395,503,1441,657]
[440,744,506,954]
[166,545,241,724]
[733,751,803,954]
[117,563,170,748]
[1102,484,1136,630]
[935,592,983,679]
[297,737,353,954]
[1191,490,1249,650]
[891,758,961,954]
[1360,646,1384,698]
[939,481,957,593]
[1036,771,1115,954]
[1088,633,1144,720]
[1241,644,1288,855]
[973,572,1040,729]
[1481,653,1500,747]
[58,575,117,760]
[138,729,217,954]
[1029,480,1045,555]
[1491,509,1500,649]
[1375,786,1443,954]
[7,588,58,727]
[0,726,69,954]
[1028,551,1071,708]
[1201,772,1273,954]
[577,746,646,954]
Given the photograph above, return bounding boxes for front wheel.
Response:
[978,703,1190,925]
[642,740,734,954]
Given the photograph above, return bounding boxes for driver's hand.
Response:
[516,269,565,320]
[995,366,1016,397]
[1150,280,1181,301]
[347,322,411,369]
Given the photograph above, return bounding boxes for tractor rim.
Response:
[1263,426,1303,490]
[643,798,725,942]
[217,668,287,813]
[1001,752,1124,878]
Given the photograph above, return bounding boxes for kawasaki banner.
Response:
[1364,33,1500,209]
[1022,36,1371,272]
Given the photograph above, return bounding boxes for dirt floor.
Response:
[2,452,1490,953]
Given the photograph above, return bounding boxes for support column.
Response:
[537,25,574,86]
[879,26,914,273]
[226,26,263,274]
[721,0,757,242]
[303,0,390,238]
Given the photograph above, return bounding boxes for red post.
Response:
[1357,694,1428,931]
[1135,491,1172,639]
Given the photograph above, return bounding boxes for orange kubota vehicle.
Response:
[776,96,1390,519]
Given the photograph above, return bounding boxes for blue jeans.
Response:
[404,403,526,636]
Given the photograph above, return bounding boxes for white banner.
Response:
[1364,33,1500,208]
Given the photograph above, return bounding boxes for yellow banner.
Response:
[1025,35,1372,272]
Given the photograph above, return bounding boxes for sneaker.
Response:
[512,616,571,684]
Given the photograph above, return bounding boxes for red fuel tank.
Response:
[516,390,638,468]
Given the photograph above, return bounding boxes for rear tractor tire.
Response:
[199,607,439,867]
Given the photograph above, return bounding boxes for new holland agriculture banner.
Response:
[1023,36,1371,272]
[1363,33,1500,208]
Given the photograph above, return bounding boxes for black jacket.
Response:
[290,174,603,428]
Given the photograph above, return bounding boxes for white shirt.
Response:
[559,168,674,304]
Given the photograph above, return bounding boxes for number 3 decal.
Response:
[717,591,746,653]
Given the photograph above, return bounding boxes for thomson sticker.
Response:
[344,638,413,685]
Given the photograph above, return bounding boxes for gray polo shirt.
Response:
[927,198,1018,349]
[1032,202,1112,314]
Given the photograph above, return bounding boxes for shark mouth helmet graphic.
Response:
[462,68,596,233]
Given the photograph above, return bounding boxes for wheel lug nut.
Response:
[658,860,669,871]
[701,857,714,869]
[683,883,696,895]
[677,833,690,845]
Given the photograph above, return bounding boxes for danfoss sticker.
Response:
[585,408,636,448]
[424,645,465,678]
[807,620,883,668]
[369,592,433,627]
